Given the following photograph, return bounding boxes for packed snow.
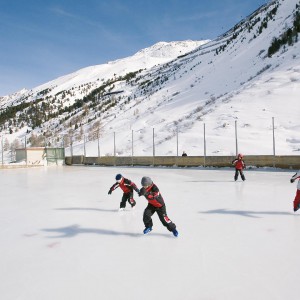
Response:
[1,165,300,300]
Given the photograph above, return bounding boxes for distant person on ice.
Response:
[138,176,178,237]
[108,174,140,211]
[182,151,187,157]
[290,170,300,212]
[232,153,246,181]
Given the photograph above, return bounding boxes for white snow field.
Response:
[1,166,300,300]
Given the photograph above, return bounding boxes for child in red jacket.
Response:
[232,153,246,181]
[138,176,178,237]
[108,174,139,211]
[290,170,300,212]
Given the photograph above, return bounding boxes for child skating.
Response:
[290,170,300,212]
[108,174,140,211]
[232,153,246,181]
[138,176,178,237]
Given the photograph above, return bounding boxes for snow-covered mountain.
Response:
[1,0,300,159]
[0,40,207,107]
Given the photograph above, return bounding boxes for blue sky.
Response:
[0,0,268,96]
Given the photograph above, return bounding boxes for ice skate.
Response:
[143,227,152,234]
[172,229,179,237]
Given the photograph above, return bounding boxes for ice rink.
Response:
[1,166,300,300]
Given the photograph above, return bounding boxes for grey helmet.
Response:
[141,176,153,187]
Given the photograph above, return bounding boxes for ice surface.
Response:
[1,166,300,300]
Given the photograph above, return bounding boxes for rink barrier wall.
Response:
[65,155,300,169]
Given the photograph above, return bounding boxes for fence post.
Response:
[1,135,3,165]
[235,120,238,156]
[176,127,179,157]
[152,128,155,166]
[204,123,206,167]
[131,130,134,166]
[176,127,178,166]
[272,117,276,167]
[97,134,100,158]
[83,135,86,158]
[25,135,28,166]
[113,132,116,166]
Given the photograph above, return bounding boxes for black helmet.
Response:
[141,176,152,187]
[115,174,122,181]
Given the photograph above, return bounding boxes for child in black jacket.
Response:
[108,174,139,210]
[139,176,178,237]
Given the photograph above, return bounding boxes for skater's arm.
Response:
[130,182,140,193]
[108,183,119,194]
[139,186,159,199]
[291,171,300,183]
[142,186,160,200]
[138,187,146,196]
[123,178,140,193]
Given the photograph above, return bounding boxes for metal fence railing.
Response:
[64,117,300,158]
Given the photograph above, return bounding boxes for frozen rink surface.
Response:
[1,166,300,300]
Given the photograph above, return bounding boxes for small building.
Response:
[15,147,65,166]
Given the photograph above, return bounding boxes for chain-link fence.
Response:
[1,117,299,164]
[0,134,65,165]
[64,117,300,158]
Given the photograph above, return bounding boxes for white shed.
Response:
[15,147,65,166]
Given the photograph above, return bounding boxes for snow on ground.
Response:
[1,166,300,300]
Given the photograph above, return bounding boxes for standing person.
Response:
[138,176,178,237]
[232,153,246,181]
[108,174,140,211]
[290,170,300,212]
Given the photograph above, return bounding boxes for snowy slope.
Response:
[0,0,300,159]
[79,0,300,157]
[0,40,207,107]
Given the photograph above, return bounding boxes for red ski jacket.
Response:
[139,183,165,208]
[232,158,245,170]
[110,178,139,194]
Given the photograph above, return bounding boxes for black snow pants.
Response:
[143,204,176,232]
[120,192,136,208]
[234,169,245,181]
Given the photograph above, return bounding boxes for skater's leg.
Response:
[293,190,300,212]
[143,205,155,228]
[127,192,136,207]
[240,170,246,181]
[120,193,127,209]
[234,169,238,181]
[156,205,176,232]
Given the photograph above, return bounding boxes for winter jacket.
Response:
[110,178,139,194]
[232,158,245,170]
[291,171,300,190]
[139,183,165,208]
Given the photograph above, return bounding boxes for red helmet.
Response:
[238,153,243,158]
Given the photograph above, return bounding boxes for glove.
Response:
[138,188,145,197]
[290,179,295,183]
[108,189,112,195]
